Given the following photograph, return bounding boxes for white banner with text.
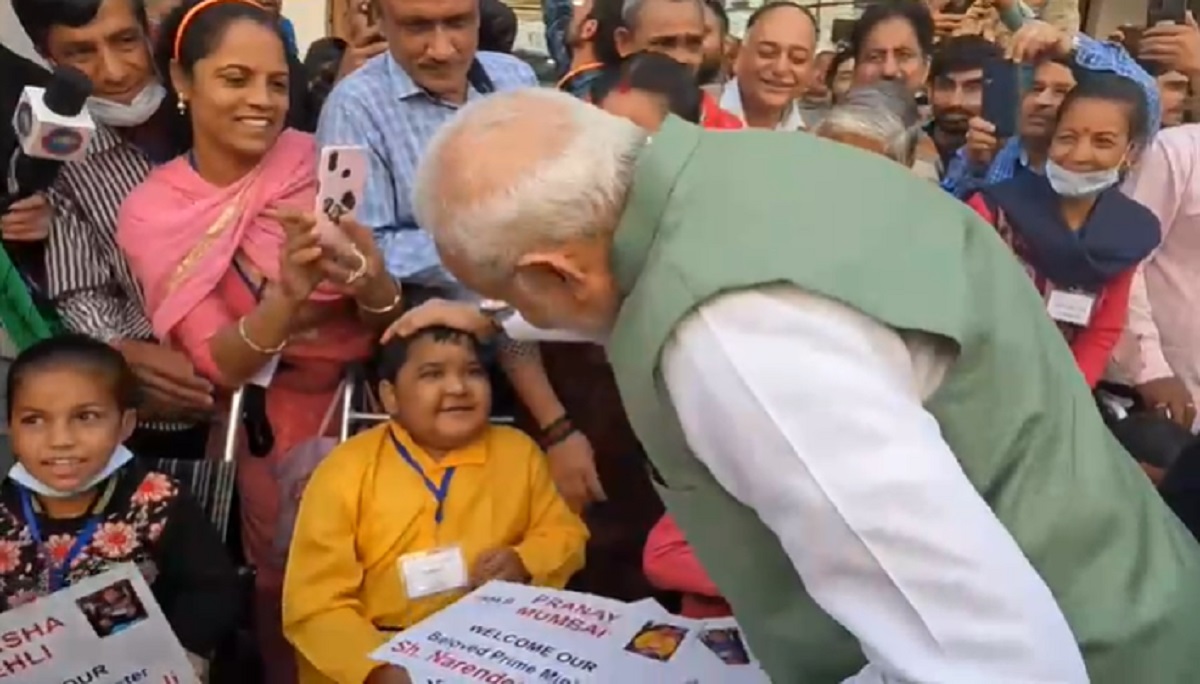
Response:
[0,563,197,683]
[371,582,770,683]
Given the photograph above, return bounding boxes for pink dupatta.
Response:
[117,130,345,341]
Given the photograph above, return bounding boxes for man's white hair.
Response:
[817,81,922,164]
[413,88,648,286]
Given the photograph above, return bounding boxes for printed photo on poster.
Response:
[622,621,689,662]
[699,627,751,665]
[74,579,149,638]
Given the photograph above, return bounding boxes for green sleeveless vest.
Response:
[605,118,1200,683]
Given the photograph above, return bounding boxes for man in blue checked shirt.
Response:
[942,20,1158,198]
[317,0,610,514]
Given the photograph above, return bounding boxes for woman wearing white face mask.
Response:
[965,73,1160,389]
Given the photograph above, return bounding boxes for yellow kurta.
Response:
[281,422,589,684]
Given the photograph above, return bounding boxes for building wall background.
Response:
[284,0,327,56]
[1086,0,1148,37]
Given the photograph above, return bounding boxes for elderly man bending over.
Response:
[816,81,922,169]
[397,87,1200,683]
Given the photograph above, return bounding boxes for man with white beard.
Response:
[391,87,1200,683]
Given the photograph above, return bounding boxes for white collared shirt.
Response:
[719,79,806,131]
[661,284,1088,683]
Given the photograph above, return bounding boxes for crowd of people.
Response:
[1,0,1200,681]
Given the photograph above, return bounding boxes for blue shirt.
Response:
[941,34,1160,199]
[316,52,536,283]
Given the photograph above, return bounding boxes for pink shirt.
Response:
[1116,125,1200,397]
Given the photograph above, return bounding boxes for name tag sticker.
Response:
[1046,289,1096,326]
[399,546,467,599]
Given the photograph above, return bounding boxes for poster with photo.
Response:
[602,607,769,683]
[372,583,769,683]
[0,563,197,683]
[372,581,642,683]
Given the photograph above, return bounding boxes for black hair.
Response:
[825,47,853,91]
[703,0,729,35]
[592,0,627,66]
[744,1,818,35]
[591,51,703,123]
[376,326,485,384]
[7,334,140,420]
[1054,72,1151,148]
[592,0,705,66]
[153,0,285,151]
[479,0,518,54]
[929,34,1002,81]
[849,0,935,63]
[14,0,149,54]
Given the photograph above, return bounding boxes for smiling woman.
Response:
[115,2,398,681]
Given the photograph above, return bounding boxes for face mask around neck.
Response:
[86,82,167,128]
[1045,158,1123,198]
[8,445,134,498]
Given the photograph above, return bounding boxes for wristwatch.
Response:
[477,299,514,334]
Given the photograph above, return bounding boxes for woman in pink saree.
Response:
[117,2,402,682]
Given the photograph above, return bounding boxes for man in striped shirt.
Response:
[13,0,214,459]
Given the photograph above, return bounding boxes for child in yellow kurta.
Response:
[282,326,588,684]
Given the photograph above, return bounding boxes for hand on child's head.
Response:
[377,326,492,452]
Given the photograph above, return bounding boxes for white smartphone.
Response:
[315,145,368,252]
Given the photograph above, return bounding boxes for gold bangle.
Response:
[237,316,286,354]
[357,286,402,314]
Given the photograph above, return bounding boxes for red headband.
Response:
[173,0,256,61]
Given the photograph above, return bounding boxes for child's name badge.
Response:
[399,546,467,599]
[1046,289,1095,326]
[247,354,281,389]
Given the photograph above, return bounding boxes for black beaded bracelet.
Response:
[538,415,577,450]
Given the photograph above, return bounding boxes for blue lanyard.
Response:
[388,430,456,524]
[19,489,101,592]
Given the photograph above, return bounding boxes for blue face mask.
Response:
[1044,158,1123,198]
[8,445,134,498]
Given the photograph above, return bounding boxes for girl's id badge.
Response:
[399,546,468,599]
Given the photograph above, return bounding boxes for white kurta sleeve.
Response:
[659,285,1087,684]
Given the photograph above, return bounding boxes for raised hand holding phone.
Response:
[315,145,367,254]
[981,58,1021,140]
[1140,12,1200,76]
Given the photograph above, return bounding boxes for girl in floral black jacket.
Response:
[0,335,239,669]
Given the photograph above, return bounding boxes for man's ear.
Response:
[515,251,588,293]
[118,409,138,443]
[379,379,399,416]
[914,57,931,87]
[581,18,598,42]
[614,26,635,58]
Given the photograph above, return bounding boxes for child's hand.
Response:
[469,548,531,587]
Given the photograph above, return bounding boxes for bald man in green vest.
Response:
[400,87,1200,683]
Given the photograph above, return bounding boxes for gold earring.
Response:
[177,99,187,114]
